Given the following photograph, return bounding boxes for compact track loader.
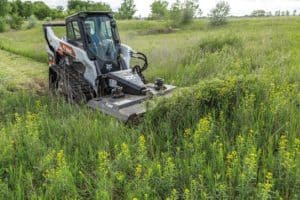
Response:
[43,12,175,122]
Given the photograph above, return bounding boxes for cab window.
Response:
[67,21,81,41]
[66,21,83,48]
[72,21,81,40]
[84,16,117,62]
[66,22,75,40]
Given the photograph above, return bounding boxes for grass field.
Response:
[0,17,299,199]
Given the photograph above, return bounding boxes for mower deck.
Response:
[87,84,176,122]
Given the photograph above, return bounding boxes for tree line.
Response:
[0,0,138,32]
[250,9,300,17]
[0,0,64,20]
[0,0,137,21]
[0,0,230,23]
[0,0,233,32]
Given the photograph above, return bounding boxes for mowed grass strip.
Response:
[0,49,47,90]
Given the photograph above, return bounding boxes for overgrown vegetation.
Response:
[0,17,299,199]
[26,15,37,30]
[6,14,23,30]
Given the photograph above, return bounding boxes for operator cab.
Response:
[66,12,123,74]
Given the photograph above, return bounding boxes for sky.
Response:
[35,0,300,17]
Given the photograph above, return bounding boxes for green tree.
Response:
[168,0,200,27]
[22,1,33,18]
[51,6,65,19]
[117,0,136,19]
[0,0,10,17]
[33,1,51,20]
[286,10,290,16]
[275,10,280,16]
[7,14,23,30]
[68,0,87,10]
[293,10,297,16]
[251,10,266,17]
[9,0,22,16]
[67,0,111,13]
[266,11,272,17]
[169,0,182,27]
[87,2,111,11]
[150,0,169,20]
[181,0,199,24]
[208,1,230,26]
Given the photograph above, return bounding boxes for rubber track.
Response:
[50,65,94,101]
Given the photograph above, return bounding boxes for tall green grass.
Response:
[0,17,299,199]
[0,75,299,199]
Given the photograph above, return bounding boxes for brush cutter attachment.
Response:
[88,82,175,122]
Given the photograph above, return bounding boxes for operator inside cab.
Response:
[84,16,117,62]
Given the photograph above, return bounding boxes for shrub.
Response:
[45,17,52,22]
[168,0,182,27]
[209,1,230,26]
[169,0,200,27]
[0,17,6,33]
[26,15,37,29]
[6,14,23,30]
[181,0,199,24]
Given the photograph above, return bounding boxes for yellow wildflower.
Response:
[99,151,109,175]
[226,151,237,162]
[184,188,190,200]
[116,172,125,182]
[184,128,191,137]
[56,150,66,167]
[135,164,142,178]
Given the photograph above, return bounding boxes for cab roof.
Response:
[66,11,114,22]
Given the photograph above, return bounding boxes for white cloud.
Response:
[36,0,300,17]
